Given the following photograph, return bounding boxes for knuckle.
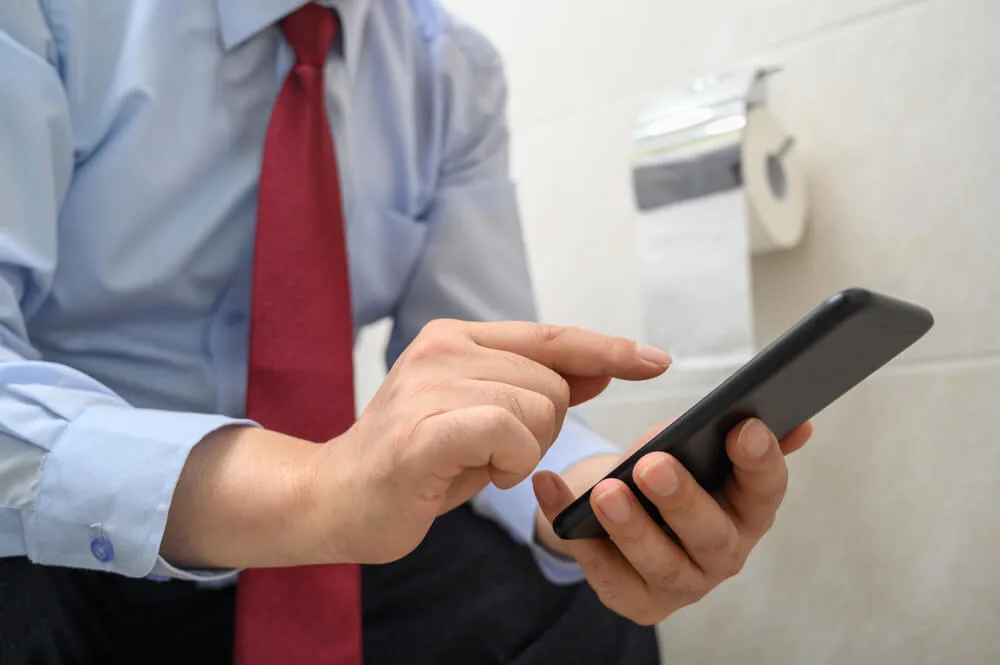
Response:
[481,404,517,433]
[494,384,557,444]
[532,393,558,438]
[406,335,455,363]
[407,321,465,361]
[720,543,746,579]
[751,511,778,539]
[500,350,532,377]
[595,576,627,607]
[648,563,687,592]
[705,530,742,565]
[543,397,558,430]
[678,587,707,607]
[554,376,571,411]
[531,364,570,419]
[602,333,626,360]
[537,367,571,414]
[660,581,705,609]
[419,318,460,337]
[575,548,606,572]
[760,467,789,501]
[533,323,564,346]
[665,484,698,515]
[736,488,784,538]
[492,384,524,421]
[728,553,747,578]
[601,333,636,368]
[748,465,789,501]
[742,484,777,509]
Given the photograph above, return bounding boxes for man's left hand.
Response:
[532,418,813,625]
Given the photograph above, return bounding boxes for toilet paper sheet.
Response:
[637,189,756,369]
[635,107,808,370]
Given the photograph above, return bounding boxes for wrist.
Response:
[163,425,329,569]
[299,428,367,565]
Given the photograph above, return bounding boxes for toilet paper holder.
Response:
[630,66,807,254]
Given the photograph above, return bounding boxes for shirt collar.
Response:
[216,0,371,76]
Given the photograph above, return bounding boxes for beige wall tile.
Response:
[752,0,1000,361]
[657,358,1000,664]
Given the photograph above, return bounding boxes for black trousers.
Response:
[0,505,659,665]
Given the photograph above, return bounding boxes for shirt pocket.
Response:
[348,203,429,327]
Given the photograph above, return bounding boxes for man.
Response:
[0,1,812,664]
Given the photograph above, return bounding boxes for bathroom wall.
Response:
[355,0,1000,661]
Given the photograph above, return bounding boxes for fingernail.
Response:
[637,344,672,368]
[740,420,772,459]
[533,473,560,508]
[595,487,633,523]
[638,460,679,497]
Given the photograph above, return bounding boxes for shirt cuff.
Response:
[470,411,619,585]
[148,557,241,585]
[23,404,255,579]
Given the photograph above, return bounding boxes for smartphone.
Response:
[552,288,934,541]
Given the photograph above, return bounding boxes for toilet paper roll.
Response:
[633,106,808,370]
[743,108,809,253]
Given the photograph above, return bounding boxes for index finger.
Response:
[464,321,671,381]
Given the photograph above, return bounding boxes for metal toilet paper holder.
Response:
[630,66,804,254]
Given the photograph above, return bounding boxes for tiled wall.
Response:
[356,0,999,661]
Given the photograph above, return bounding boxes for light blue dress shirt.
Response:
[0,0,618,586]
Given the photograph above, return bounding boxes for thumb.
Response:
[532,470,578,522]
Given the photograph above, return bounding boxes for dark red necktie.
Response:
[234,4,362,664]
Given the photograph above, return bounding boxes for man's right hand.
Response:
[311,319,671,565]
[162,320,670,572]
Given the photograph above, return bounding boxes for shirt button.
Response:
[90,536,115,563]
[226,311,248,326]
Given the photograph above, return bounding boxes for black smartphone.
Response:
[552,288,934,541]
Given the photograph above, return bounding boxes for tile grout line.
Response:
[879,351,1000,374]
[749,0,937,62]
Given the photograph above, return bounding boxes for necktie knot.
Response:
[281,3,338,67]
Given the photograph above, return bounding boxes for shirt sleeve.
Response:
[385,10,620,585]
[0,4,250,581]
